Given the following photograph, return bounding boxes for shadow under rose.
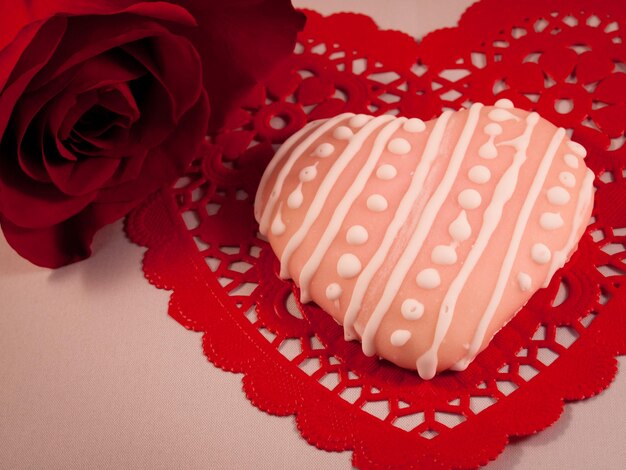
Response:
[46,218,145,293]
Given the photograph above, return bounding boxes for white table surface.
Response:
[1,1,625,469]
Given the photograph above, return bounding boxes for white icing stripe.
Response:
[341,111,454,340]
[270,203,286,235]
[461,127,566,368]
[257,114,353,234]
[297,117,404,302]
[254,120,321,223]
[416,112,542,380]
[543,169,595,287]
[359,103,483,356]
[278,115,394,279]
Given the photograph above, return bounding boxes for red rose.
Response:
[0,0,305,268]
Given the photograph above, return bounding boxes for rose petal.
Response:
[28,15,174,91]
[11,88,75,181]
[173,0,305,129]
[57,91,99,143]
[0,214,92,268]
[0,1,195,53]
[122,32,202,122]
[0,17,66,137]
[124,2,197,26]
[124,74,176,151]
[15,115,54,181]
[0,21,44,92]
[103,146,152,189]
[94,84,140,129]
[0,1,120,53]
[11,52,134,147]
[97,89,209,202]
[0,155,95,228]
[43,134,122,197]
[56,136,81,162]
[71,123,131,156]
[0,197,137,268]
[50,58,142,157]
[14,51,146,188]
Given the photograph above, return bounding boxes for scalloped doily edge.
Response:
[125,187,623,469]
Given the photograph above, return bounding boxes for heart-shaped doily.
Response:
[127,1,626,468]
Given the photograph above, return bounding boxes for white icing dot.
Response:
[539,212,564,230]
[484,123,503,136]
[337,253,362,279]
[479,140,498,159]
[517,272,532,291]
[416,353,437,380]
[376,164,397,180]
[547,186,571,205]
[349,114,371,128]
[326,283,342,300]
[431,245,458,265]
[451,358,471,372]
[333,125,353,140]
[559,171,576,188]
[531,243,552,264]
[468,165,491,184]
[387,137,411,155]
[567,140,587,158]
[416,268,441,289]
[390,329,412,347]
[403,118,426,133]
[299,164,317,182]
[564,153,579,169]
[367,194,388,212]
[271,208,286,235]
[488,109,520,122]
[449,210,471,242]
[287,184,304,209]
[494,98,514,109]
[314,142,334,158]
[401,299,424,320]
[458,189,482,209]
[346,225,368,245]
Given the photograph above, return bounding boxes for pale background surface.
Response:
[1,1,625,469]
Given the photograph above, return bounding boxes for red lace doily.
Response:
[126,1,626,468]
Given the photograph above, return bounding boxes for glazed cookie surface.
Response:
[254,101,595,379]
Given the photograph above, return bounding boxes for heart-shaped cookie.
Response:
[254,100,594,380]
